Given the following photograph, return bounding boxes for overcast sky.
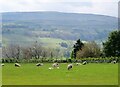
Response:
[0,0,119,17]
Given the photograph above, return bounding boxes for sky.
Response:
[0,0,119,17]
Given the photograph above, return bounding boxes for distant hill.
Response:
[2,11,118,46]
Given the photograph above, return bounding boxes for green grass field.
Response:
[2,63,118,85]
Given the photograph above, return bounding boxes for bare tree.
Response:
[2,44,21,59]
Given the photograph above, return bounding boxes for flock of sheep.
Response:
[0,61,88,70]
[1,60,117,70]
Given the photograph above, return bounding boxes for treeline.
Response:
[2,41,67,63]
[71,30,120,63]
[2,30,120,63]
[71,40,102,59]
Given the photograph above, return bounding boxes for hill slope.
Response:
[2,11,118,46]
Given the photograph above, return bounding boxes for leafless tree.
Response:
[2,44,21,59]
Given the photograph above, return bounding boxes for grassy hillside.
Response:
[2,12,118,47]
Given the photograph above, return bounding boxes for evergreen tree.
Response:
[72,39,84,59]
[103,30,120,57]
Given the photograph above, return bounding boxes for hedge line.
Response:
[2,57,120,63]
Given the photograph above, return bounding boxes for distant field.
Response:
[2,63,118,85]
[3,36,74,48]
[39,37,67,48]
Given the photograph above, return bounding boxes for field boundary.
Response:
[1,85,119,87]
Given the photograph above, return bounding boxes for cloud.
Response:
[0,0,119,17]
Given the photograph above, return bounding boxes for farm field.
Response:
[2,63,118,85]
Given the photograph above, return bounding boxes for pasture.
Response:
[2,63,118,85]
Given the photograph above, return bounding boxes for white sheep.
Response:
[67,64,73,70]
[111,60,117,64]
[82,61,87,65]
[15,63,21,67]
[52,63,59,68]
[48,67,53,70]
[36,63,43,66]
[57,67,60,69]
[1,64,4,66]
[75,63,82,66]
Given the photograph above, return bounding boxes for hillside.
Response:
[2,11,118,47]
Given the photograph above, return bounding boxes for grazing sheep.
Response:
[1,64,4,66]
[57,67,60,69]
[15,63,21,67]
[67,64,73,70]
[75,63,82,66]
[48,67,53,70]
[111,60,116,64]
[82,61,87,65]
[52,63,59,68]
[95,61,99,63]
[36,63,43,66]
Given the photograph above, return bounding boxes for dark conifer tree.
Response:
[72,39,84,59]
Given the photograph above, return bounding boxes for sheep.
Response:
[1,64,4,66]
[67,64,73,70]
[52,63,59,68]
[82,61,87,65]
[75,63,82,66]
[111,60,117,64]
[95,61,99,63]
[36,63,43,66]
[57,67,60,69]
[15,63,21,67]
[48,67,53,70]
